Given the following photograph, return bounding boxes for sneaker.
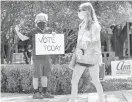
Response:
[42,92,54,98]
[33,92,43,99]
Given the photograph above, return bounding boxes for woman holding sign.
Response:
[68,2,105,102]
[15,13,54,99]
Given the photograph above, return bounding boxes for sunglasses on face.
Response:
[78,8,86,12]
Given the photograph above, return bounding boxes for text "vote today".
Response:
[37,35,61,52]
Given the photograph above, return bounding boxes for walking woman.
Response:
[68,2,105,102]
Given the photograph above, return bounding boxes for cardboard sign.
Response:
[111,60,132,76]
[35,34,64,55]
[12,53,25,64]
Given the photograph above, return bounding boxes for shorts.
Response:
[76,62,94,67]
[33,59,51,78]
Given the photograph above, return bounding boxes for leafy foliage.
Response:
[1,1,132,63]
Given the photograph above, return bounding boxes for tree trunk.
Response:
[111,23,128,59]
[118,39,124,59]
[6,43,12,63]
[1,44,5,64]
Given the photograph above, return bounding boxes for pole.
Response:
[127,22,130,58]
[115,29,116,56]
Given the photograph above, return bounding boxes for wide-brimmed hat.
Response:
[35,13,48,24]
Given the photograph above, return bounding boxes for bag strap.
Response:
[78,22,93,48]
[78,21,86,45]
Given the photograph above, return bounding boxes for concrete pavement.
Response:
[1,90,132,102]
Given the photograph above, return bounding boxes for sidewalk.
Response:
[1,90,132,102]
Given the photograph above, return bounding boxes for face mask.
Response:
[37,22,46,31]
[78,9,88,20]
[78,12,85,20]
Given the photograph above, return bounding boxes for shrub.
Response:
[1,64,132,94]
[1,64,74,94]
[1,64,33,93]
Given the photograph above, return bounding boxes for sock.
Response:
[33,78,38,90]
[41,76,47,87]
[42,87,47,94]
[33,78,39,94]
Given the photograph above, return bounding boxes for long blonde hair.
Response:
[79,2,100,30]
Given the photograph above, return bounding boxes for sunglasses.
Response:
[78,8,86,12]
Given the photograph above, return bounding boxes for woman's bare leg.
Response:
[70,64,86,102]
[89,65,104,102]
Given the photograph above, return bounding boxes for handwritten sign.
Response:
[111,60,132,76]
[35,34,64,55]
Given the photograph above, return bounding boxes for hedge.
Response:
[1,64,132,95]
